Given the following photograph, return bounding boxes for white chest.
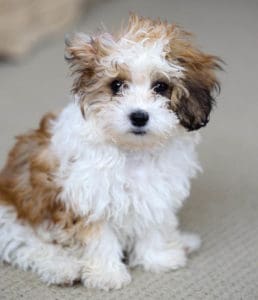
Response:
[57,136,199,236]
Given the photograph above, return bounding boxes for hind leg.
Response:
[129,227,201,273]
[0,205,82,285]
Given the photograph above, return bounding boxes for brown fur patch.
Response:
[0,113,60,223]
[0,112,102,245]
[119,14,177,44]
[165,27,222,130]
[65,32,117,95]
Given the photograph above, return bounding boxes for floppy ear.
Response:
[167,30,222,131]
[65,33,97,94]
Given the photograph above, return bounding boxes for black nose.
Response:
[129,110,149,127]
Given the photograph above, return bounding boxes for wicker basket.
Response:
[0,0,86,59]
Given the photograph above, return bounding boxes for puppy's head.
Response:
[65,15,222,149]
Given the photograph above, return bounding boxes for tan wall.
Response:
[0,0,86,59]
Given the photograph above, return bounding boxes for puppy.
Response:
[0,15,221,290]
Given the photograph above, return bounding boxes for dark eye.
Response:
[110,79,124,95]
[153,81,169,95]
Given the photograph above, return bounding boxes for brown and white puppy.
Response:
[0,15,221,290]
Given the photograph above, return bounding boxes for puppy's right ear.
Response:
[65,33,96,94]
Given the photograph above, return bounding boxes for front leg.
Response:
[129,227,201,273]
[81,223,131,291]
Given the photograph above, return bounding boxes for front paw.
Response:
[82,262,131,291]
[130,247,187,273]
[38,257,82,285]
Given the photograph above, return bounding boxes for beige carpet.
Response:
[0,0,258,299]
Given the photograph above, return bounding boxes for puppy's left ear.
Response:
[168,30,222,131]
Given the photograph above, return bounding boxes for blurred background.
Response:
[0,0,257,299]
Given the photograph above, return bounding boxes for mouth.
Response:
[131,129,147,136]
